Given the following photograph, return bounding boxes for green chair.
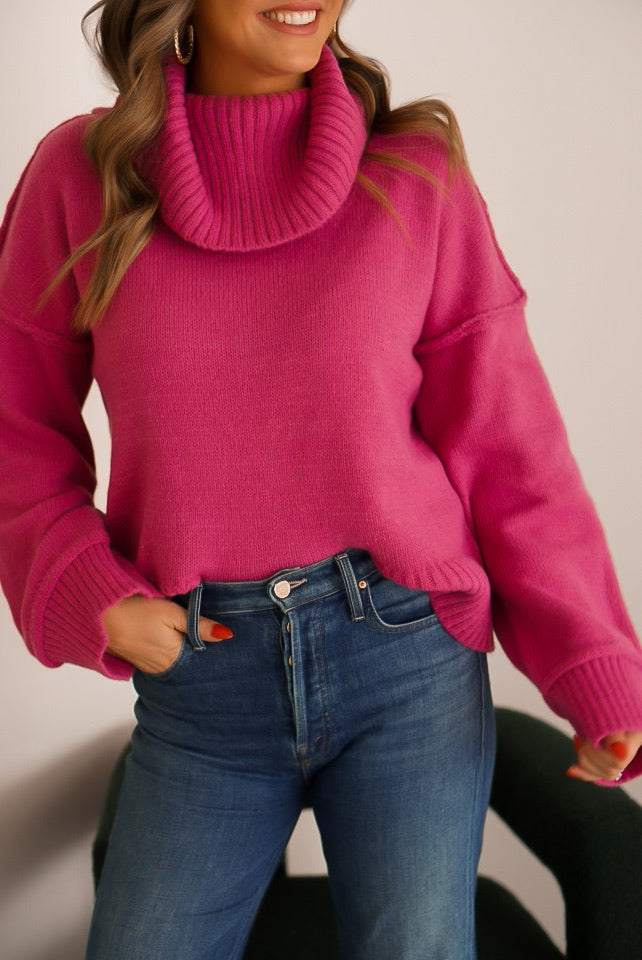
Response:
[92,708,642,958]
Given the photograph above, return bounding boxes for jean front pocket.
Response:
[361,571,440,634]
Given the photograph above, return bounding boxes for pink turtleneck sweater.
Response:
[1,44,641,783]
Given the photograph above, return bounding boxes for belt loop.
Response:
[186,582,206,651]
[335,552,365,621]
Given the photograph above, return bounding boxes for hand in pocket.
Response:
[102,595,234,674]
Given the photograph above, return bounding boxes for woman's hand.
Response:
[567,730,642,783]
[103,594,234,675]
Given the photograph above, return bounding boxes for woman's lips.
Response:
[258,10,321,36]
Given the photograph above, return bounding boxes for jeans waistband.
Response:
[174,548,379,652]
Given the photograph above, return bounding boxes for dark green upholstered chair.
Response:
[92,708,642,958]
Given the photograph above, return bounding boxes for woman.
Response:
[1,1,641,957]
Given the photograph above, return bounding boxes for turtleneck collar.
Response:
[140,43,368,252]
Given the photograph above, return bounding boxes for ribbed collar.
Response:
[139,43,367,252]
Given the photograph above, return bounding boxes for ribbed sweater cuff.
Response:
[545,656,642,787]
[40,542,165,680]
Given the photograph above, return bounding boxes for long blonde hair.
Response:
[39,0,470,334]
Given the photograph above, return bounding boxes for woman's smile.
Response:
[258,7,322,36]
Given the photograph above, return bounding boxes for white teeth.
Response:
[262,10,318,24]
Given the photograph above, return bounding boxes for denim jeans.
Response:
[85,548,495,960]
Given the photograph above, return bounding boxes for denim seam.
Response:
[227,817,306,960]
[199,569,382,617]
[362,580,440,635]
[299,604,333,772]
[467,653,487,955]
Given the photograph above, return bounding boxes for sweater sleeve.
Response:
[0,120,164,680]
[412,158,642,785]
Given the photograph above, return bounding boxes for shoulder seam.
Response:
[413,292,528,356]
[469,179,526,302]
[28,111,94,159]
[413,291,527,353]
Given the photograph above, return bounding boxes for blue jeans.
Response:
[85,548,495,959]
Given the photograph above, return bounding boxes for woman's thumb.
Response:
[202,618,234,642]
[165,599,234,644]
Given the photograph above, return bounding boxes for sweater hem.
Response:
[543,656,642,786]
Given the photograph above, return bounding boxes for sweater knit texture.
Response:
[1,44,642,785]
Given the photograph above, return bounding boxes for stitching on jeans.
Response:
[362,580,440,634]
[465,653,491,948]
[200,571,381,618]
[298,605,335,771]
[286,577,308,588]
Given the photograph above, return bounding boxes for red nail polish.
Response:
[566,768,582,779]
[609,740,628,761]
[573,734,582,752]
[211,623,233,639]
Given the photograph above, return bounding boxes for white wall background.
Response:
[1,0,641,956]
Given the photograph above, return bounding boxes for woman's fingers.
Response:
[567,730,642,783]
[567,746,618,781]
[600,732,642,769]
[566,763,610,783]
[570,731,625,781]
[164,601,234,644]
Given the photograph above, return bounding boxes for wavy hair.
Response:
[39,0,471,333]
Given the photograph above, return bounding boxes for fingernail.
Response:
[566,767,582,779]
[609,740,628,760]
[211,623,234,639]
[573,734,582,752]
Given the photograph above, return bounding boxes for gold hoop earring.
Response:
[326,22,337,45]
[174,23,194,65]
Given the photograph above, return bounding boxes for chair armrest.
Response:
[489,707,642,959]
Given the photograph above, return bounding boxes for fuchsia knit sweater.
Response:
[1,44,642,783]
